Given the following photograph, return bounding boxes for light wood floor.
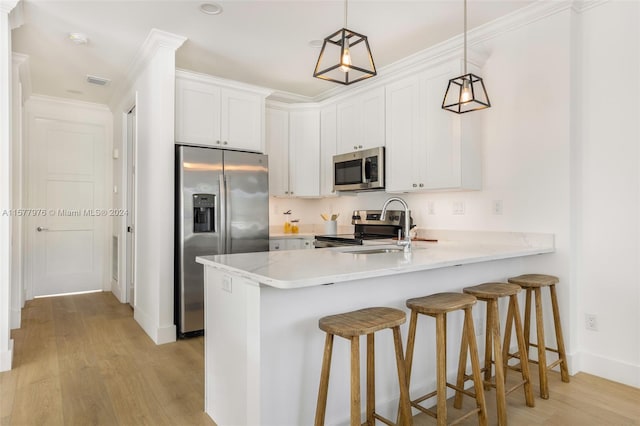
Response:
[2,292,639,426]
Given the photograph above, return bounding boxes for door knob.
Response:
[36,226,49,232]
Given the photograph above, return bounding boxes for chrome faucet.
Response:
[380,197,412,253]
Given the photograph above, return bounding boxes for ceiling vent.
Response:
[86,75,110,86]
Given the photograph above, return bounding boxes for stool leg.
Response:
[489,300,508,426]
[315,333,334,426]
[534,287,549,399]
[549,284,570,383]
[453,316,468,409]
[392,326,413,426]
[435,313,447,426]
[524,288,532,355]
[350,336,361,426]
[464,307,488,426]
[405,310,418,386]
[502,299,515,380]
[483,303,493,390]
[511,295,535,408]
[366,333,375,426]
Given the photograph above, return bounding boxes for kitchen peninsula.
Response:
[196,231,554,426]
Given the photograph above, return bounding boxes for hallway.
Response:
[0,292,215,425]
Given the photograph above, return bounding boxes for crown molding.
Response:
[0,0,18,15]
[109,28,187,111]
[11,52,30,103]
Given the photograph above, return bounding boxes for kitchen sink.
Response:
[339,247,405,255]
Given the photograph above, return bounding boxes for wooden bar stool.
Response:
[404,293,487,426]
[507,274,569,399]
[314,307,413,426]
[461,283,534,426]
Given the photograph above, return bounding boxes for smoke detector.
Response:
[86,75,110,86]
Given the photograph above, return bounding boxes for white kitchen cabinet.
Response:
[269,238,314,251]
[385,59,481,192]
[320,104,337,197]
[265,106,320,197]
[175,72,266,152]
[266,108,289,196]
[336,86,385,154]
[289,110,320,197]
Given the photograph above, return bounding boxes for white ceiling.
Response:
[11,0,534,105]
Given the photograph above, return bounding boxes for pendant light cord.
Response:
[464,0,467,74]
[344,0,348,28]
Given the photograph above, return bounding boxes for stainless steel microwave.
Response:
[333,146,385,191]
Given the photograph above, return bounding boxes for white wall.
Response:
[575,0,639,387]
[10,53,27,331]
[0,0,19,372]
[271,2,640,387]
[110,29,185,344]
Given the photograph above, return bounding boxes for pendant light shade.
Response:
[442,73,490,113]
[442,0,491,114]
[313,1,376,85]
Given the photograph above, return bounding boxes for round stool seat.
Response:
[319,307,406,338]
[406,292,477,315]
[463,282,521,299]
[508,274,559,288]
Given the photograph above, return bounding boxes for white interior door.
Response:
[29,118,107,297]
[125,108,136,307]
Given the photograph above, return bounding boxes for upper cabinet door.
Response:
[265,108,290,196]
[360,86,386,150]
[385,76,423,192]
[288,110,320,197]
[336,86,385,154]
[421,60,480,191]
[175,78,221,146]
[175,73,266,153]
[221,88,264,152]
[320,104,337,197]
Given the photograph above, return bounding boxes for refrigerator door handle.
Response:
[218,174,227,254]
[224,175,232,253]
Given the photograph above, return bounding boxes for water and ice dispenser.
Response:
[193,194,215,233]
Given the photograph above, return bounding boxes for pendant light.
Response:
[442,0,491,114]
[313,0,376,85]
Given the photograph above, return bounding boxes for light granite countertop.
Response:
[197,231,554,290]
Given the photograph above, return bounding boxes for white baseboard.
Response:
[576,350,640,388]
[10,307,20,329]
[134,306,176,345]
[0,339,14,372]
[156,324,177,345]
[110,280,125,303]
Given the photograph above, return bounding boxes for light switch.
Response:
[222,276,232,293]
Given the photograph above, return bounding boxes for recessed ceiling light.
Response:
[200,3,223,15]
[68,32,88,45]
[308,40,323,48]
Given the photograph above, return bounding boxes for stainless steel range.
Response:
[314,209,413,248]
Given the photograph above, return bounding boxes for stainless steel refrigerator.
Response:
[175,145,269,337]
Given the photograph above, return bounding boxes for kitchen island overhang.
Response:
[197,231,555,426]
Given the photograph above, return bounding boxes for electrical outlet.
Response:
[492,200,503,215]
[585,314,598,331]
[427,201,435,215]
[452,201,465,215]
